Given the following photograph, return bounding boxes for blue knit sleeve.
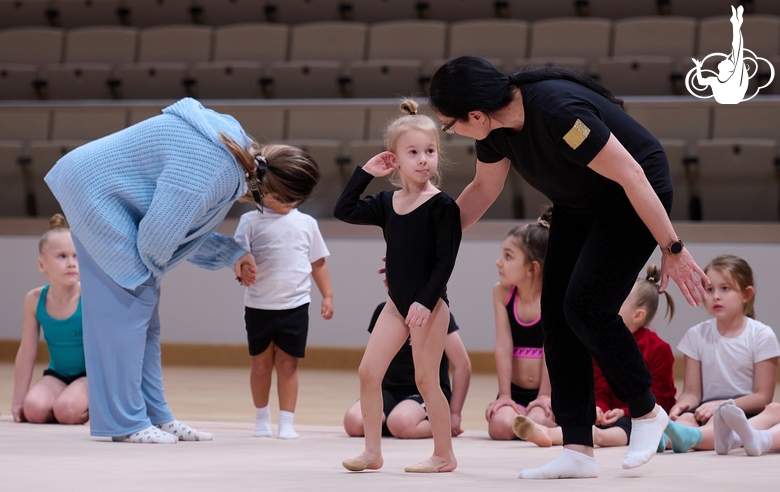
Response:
[137,181,211,280]
[187,232,247,270]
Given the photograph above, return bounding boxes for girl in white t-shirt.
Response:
[234,144,334,439]
[661,255,780,453]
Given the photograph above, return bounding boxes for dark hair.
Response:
[633,265,675,326]
[220,133,320,206]
[39,213,69,253]
[506,206,552,273]
[428,56,624,122]
[704,255,756,318]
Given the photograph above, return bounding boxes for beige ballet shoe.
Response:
[512,414,536,440]
[404,457,456,473]
[342,455,383,471]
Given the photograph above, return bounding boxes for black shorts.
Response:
[597,415,632,444]
[510,383,539,408]
[381,388,427,437]
[245,304,309,358]
[43,369,86,385]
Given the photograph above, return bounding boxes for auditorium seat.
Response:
[213,23,289,63]
[120,0,194,27]
[64,27,137,64]
[0,140,26,215]
[448,19,529,63]
[696,138,779,221]
[206,105,285,142]
[191,62,264,99]
[529,18,611,62]
[50,108,125,139]
[54,0,120,28]
[289,22,368,62]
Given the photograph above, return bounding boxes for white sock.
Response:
[156,420,213,441]
[278,410,298,439]
[720,402,773,456]
[622,405,668,469]
[254,406,272,437]
[112,425,178,444]
[518,449,598,479]
[714,400,743,455]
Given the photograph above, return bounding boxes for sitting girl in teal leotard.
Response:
[12,214,88,424]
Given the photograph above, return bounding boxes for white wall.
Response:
[3,223,780,353]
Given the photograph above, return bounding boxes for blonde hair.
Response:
[219,133,321,205]
[39,213,69,253]
[632,265,675,326]
[384,99,444,188]
[704,255,755,318]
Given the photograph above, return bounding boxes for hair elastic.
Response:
[536,217,550,228]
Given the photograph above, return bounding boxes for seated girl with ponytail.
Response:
[12,214,88,425]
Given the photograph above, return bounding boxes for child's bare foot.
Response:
[513,415,553,447]
[404,455,457,473]
[342,453,383,471]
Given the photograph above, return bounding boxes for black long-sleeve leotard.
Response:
[333,167,462,318]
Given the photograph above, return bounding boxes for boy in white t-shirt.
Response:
[661,255,780,453]
[234,171,334,439]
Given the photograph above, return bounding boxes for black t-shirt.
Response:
[475,79,673,213]
[367,302,457,399]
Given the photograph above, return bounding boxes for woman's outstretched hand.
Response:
[659,247,709,307]
[363,151,395,178]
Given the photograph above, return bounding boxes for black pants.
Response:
[542,191,672,446]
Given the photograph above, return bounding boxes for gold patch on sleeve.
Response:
[562,119,591,150]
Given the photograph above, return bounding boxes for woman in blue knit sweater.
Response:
[44,98,320,443]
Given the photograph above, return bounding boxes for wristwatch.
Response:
[666,238,684,255]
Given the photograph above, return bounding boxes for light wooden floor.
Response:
[3,364,780,492]
[0,363,498,431]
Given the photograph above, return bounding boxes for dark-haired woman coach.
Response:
[429,57,708,479]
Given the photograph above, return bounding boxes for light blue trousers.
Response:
[73,237,174,436]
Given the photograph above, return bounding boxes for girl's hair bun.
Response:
[49,213,69,230]
[400,99,418,115]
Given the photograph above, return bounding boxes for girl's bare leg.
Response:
[52,377,89,424]
[346,300,409,469]
[343,401,366,437]
[409,300,456,471]
[274,349,299,413]
[489,406,522,440]
[250,345,275,408]
[250,345,275,437]
[23,376,67,423]
[386,400,431,439]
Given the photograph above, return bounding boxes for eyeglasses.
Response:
[440,118,457,135]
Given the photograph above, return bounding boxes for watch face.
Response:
[670,242,683,254]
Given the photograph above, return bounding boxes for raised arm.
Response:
[456,158,511,230]
[12,290,42,422]
[443,330,471,436]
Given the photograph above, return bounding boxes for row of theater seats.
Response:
[1,0,774,29]
[1,99,779,221]
[2,15,779,99]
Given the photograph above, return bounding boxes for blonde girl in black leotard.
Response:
[335,99,461,474]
